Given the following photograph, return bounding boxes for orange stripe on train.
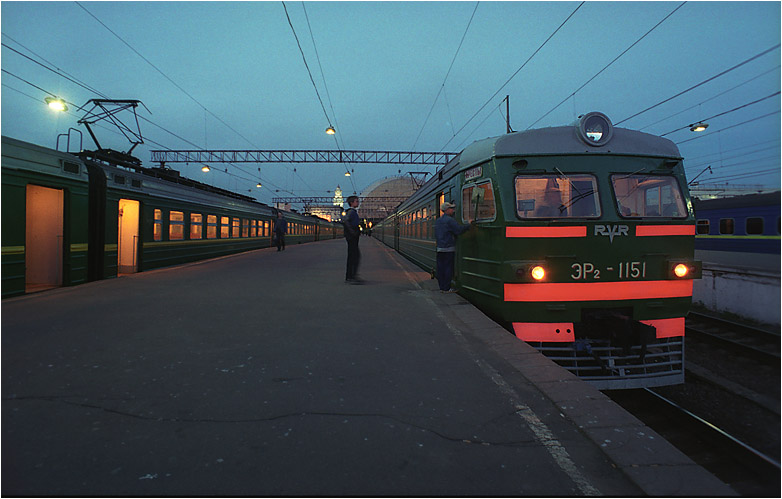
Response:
[635,225,695,236]
[504,280,693,302]
[505,226,587,238]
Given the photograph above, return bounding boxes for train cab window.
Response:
[696,219,710,235]
[611,175,686,218]
[746,217,764,235]
[232,218,240,238]
[169,211,185,240]
[154,209,163,241]
[220,216,230,238]
[719,218,735,235]
[190,213,203,239]
[207,215,218,239]
[515,175,599,218]
[462,181,496,223]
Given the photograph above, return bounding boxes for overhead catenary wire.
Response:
[526,1,686,130]
[660,91,781,136]
[73,1,316,199]
[616,43,781,126]
[439,1,585,152]
[411,1,479,151]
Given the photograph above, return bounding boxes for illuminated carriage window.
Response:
[462,181,496,223]
[207,215,218,239]
[153,209,162,241]
[263,220,270,236]
[232,218,240,238]
[169,211,185,240]
[516,175,599,219]
[696,219,710,235]
[611,175,686,218]
[719,218,735,235]
[242,219,249,238]
[220,216,230,238]
[746,217,764,235]
[190,213,203,239]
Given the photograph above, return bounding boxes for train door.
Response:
[118,199,140,274]
[25,184,64,292]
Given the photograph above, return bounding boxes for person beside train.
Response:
[435,201,474,293]
[273,211,287,251]
[344,195,363,284]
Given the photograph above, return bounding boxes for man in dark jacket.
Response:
[344,195,362,283]
[273,211,287,251]
[434,201,472,292]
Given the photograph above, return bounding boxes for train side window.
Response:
[462,180,496,223]
[746,217,763,235]
[220,216,230,238]
[719,218,734,235]
[516,175,599,218]
[242,219,249,237]
[696,219,710,235]
[154,209,162,241]
[169,211,185,240]
[191,213,203,239]
[264,220,270,237]
[207,215,218,239]
[232,218,240,238]
[250,220,257,237]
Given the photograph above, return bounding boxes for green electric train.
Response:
[373,112,701,389]
[1,136,341,298]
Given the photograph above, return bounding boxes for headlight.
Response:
[674,264,689,278]
[531,266,546,281]
[577,111,613,147]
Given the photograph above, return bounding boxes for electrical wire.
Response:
[439,1,585,152]
[411,1,479,151]
[526,1,686,130]
[660,91,780,136]
[616,43,781,126]
[72,1,316,199]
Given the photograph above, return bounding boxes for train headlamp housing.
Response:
[531,265,546,281]
[576,112,613,147]
[668,261,702,279]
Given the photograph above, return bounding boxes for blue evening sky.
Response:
[2,1,780,205]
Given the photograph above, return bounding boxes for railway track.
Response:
[606,387,780,497]
[685,311,780,364]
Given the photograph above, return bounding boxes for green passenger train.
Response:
[1,136,341,299]
[373,112,701,389]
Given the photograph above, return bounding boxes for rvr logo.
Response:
[594,224,629,243]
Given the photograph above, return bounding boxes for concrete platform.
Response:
[2,237,736,496]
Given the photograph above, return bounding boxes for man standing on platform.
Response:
[344,195,362,284]
[435,201,472,293]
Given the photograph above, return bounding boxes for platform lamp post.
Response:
[44,96,68,112]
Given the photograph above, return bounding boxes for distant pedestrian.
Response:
[435,201,473,293]
[273,211,287,251]
[344,195,362,283]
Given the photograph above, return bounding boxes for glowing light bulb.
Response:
[531,266,546,281]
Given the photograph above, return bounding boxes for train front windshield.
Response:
[515,175,600,218]
[611,174,687,218]
[515,174,687,219]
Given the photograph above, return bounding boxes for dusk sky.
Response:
[2,1,780,207]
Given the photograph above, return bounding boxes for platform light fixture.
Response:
[689,122,708,132]
[325,126,336,135]
[45,96,68,112]
[256,182,262,188]
[344,171,351,177]
[201,165,211,172]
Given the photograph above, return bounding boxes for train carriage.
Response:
[2,136,339,297]
[2,136,91,296]
[375,112,701,389]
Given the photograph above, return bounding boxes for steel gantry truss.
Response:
[149,149,458,166]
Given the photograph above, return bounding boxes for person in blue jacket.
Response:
[434,201,473,293]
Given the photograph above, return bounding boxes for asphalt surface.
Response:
[2,237,734,496]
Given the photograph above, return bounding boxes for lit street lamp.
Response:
[44,96,68,112]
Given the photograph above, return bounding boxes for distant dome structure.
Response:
[358,175,418,220]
